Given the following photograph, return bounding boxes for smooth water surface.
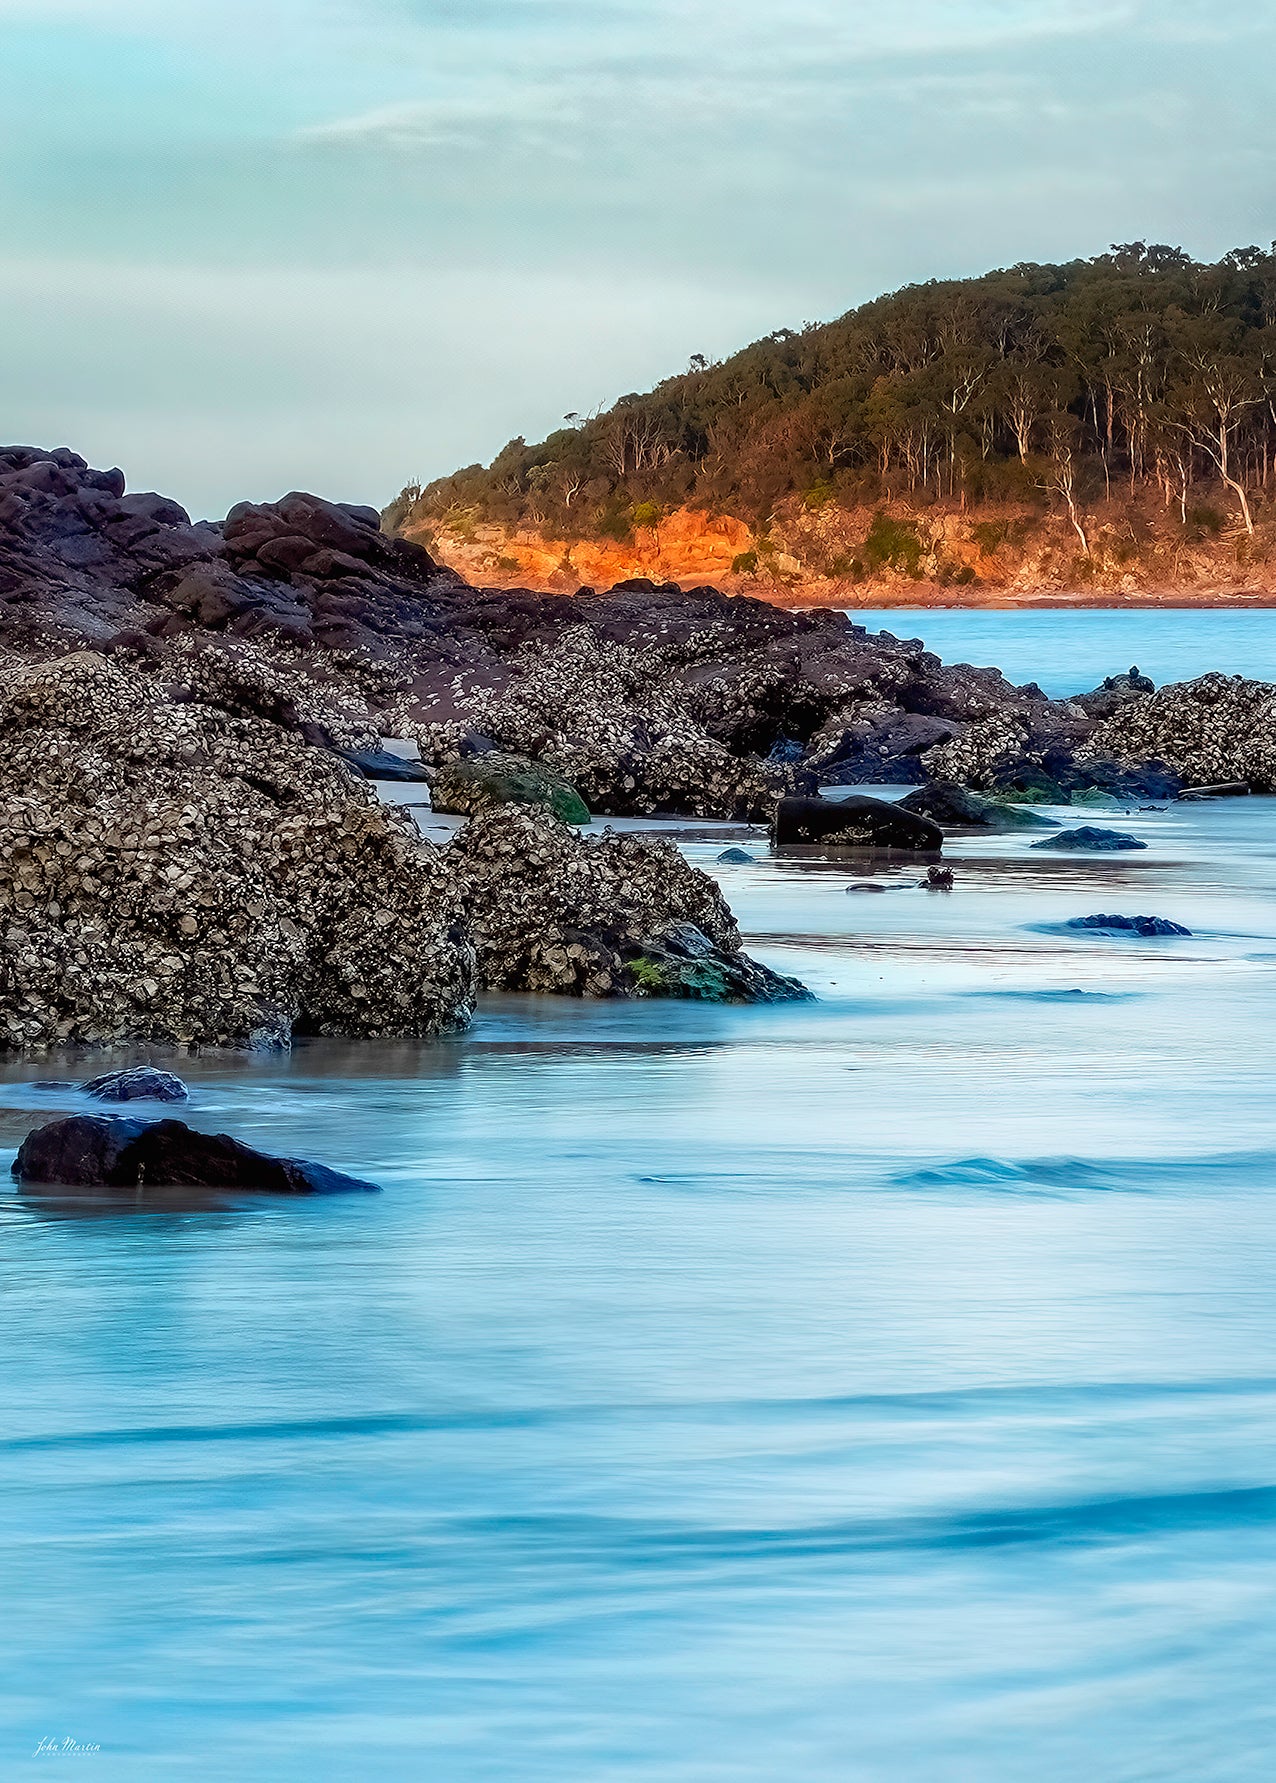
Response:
[3,794,1276,1779]
[852,606,1276,696]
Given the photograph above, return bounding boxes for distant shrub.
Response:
[731,550,759,574]
[631,501,663,528]
[803,481,837,511]
[494,554,519,572]
[1188,504,1225,538]
[939,559,978,586]
[863,511,926,578]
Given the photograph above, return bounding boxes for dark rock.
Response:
[12,1116,380,1194]
[1077,757,1182,800]
[81,1067,190,1103]
[921,865,955,891]
[338,747,432,783]
[899,781,1059,831]
[1030,827,1148,852]
[772,795,942,852]
[1067,914,1192,936]
[717,848,756,864]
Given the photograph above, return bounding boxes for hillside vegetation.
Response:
[388,245,1276,600]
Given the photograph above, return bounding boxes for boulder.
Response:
[12,1115,379,1194]
[772,795,942,852]
[717,848,756,864]
[428,751,590,825]
[1066,914,1191,936]
[447,804,811,1002]
[899,781,1058,831]
[1030,827,1148,852]
[81,1067,190,1103]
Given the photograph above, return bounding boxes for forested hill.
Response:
[387,245,1276,604]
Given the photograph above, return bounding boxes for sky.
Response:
[1,0,1273,517]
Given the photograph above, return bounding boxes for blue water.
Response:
[853,607,1276,697]
[3,778,1276,1779]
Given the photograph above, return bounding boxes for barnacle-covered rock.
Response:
[1082,674,1276,791]
[446,805,810,1002]
[0,653,475,1050]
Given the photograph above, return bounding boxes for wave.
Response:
[894,1150,1276,1193]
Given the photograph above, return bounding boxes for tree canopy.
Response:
[391,244,1276,542]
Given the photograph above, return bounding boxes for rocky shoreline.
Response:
[2,444,1273,1057]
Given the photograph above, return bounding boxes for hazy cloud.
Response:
[1,0,1273,510]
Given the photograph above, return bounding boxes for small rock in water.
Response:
[1031,827,1148,852]
[1178,782,1251,801]
[921,865,955,891]
[12,1116,380,1196]
[847,882,887,893]
[81,1067,190,1103]
[1067,914,1192,937]
[717,848,756,865]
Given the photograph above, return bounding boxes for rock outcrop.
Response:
[1067,914,1191,936]
[1084,675,1276,792]
[0,650,808,1051]
[0,447,1123,823]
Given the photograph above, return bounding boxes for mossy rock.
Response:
[429,753,590,825]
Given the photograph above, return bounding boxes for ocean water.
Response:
[851,606,1276,697]
[3,615,1276,1780]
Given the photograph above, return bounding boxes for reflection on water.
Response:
[2,794,1276,1779]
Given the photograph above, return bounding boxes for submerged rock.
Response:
[921,865,955,891]
[81,1067,190,1103]
[772,795,942,852]
[899,781,1058,831]
[716,847,756,865]
[12,1115,379,1194]
[1067,914,1191,937]
[427,752,590,825]
[1030,827,1148,852]
[1178,782,1250,801]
